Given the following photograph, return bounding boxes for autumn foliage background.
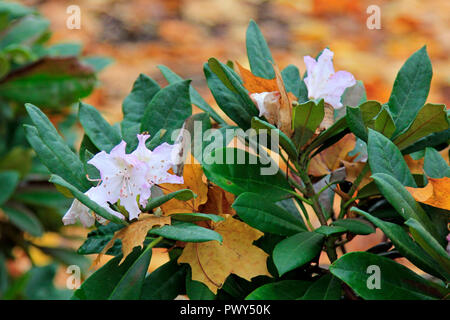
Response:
[9,0,450,290]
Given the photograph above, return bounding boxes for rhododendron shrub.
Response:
[25,20,449,300]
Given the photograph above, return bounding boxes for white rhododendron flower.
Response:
[303,48,356,109]
[62,134,183,226]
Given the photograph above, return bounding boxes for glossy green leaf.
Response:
[371,173,440,241]
[405,218,450,276]
[389,46,433,135]
[149,222,222,243]
[24,104,90,191]
[141,259,186,300]
[233,192,306,236]
[141,80,192,144]
[202,148,293,201]
[145,189,196,211]
[186,268,216,300]
[0,170,19,205]
[77,223,123,255]
[331,219,375,235]
[402,127,450,154]
[393,103,448,149]
[121,74,160,151]
[245,20,274,79]
[204,60,258,129]
[246,280,311,300]
[170,213,225,223]
[368,129,416,187]
[273,232,324,276]
[314,225,346,237]
[423,147,450,178]
[157,65,224,124]
[73,247,148,300]
[292,99,324,148]
[300,274,342,300]
[373,107,396,138]
[330,252,447,300]
[78,102,121,152]
[281,64,308,102]
[352,207,449,280]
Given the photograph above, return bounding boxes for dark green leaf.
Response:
[345,101,381,141]
[141,259,186,300]
[170,213,225,223]
[368,129,416,187]
[145,189,196,211]
[2,205,43,237]
[233,192,306,236]
[330,252,446,300]
[300,274,342,300]
[331,219,375,235]
[273,232,324,276]
[246,280,311,300]
[281,64,308,102]
[292,99,324,148]
[389,46,433,134]
[0,170,19,205]
[245,20,274,79]
[149,222,222,243]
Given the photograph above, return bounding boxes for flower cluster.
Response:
[63,134,183,227]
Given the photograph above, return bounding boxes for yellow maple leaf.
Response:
[406,177,450,211]
[160,162,208,215]
[94,214,171,265]
[178,214,271,293]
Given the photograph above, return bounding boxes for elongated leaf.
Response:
[306,117,348,154]
[49,174,125,225]
[0,170,19,205]
[368,129,416,187]
[372,173,440,240]
[405,218,450,275]
[202,148,292,201]
[78,102,121,152]
[2,206,43,237]
[331,219,375,235]
[292,99,324,148]
[121,74,160,151]
[402,127,450,154]
[141,80,192,143]
[330,252,446,300]
[149,222,222,243]
[170,213,225,223]
[157,65,224,124]
[300,274,342,300]
[246,20,274,79]
[389,47,433,134]
[246,280,311,300]
[423,147,450,178]
[0,58,96,108]
[353,207,449,280]
[73,247,145,299]
[25,104,90,191]
[186,268,216,300]
[393,103,448,149]
[273,232,324,276]
[77,223,123,255]
[108,245,153,300]
[233,192,306,236]
[204,61,258,129]
[141,259,186,300]
[145,189,196,211]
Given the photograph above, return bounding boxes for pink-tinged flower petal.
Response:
[62,199,94,227]
[303,48,355,109]
[133,134,152,161]
[147,142,184,185]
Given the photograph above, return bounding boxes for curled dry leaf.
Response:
[309,133,356,176]
[406,177,450,211]
[199,184,236,216]
[160,162,208,214]
[237,62,295,137]
[178,214,271,293]
[94,214,171,265]
[341,160,372,190]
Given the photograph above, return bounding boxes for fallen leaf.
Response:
[94,214,171,265]
[160,162,208,214]
[309,134,356,176]
[404,155,424,175]
[199,184,236,216]
[178,214,271,293]
[237,61,278,93]
[406,177,450,211]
